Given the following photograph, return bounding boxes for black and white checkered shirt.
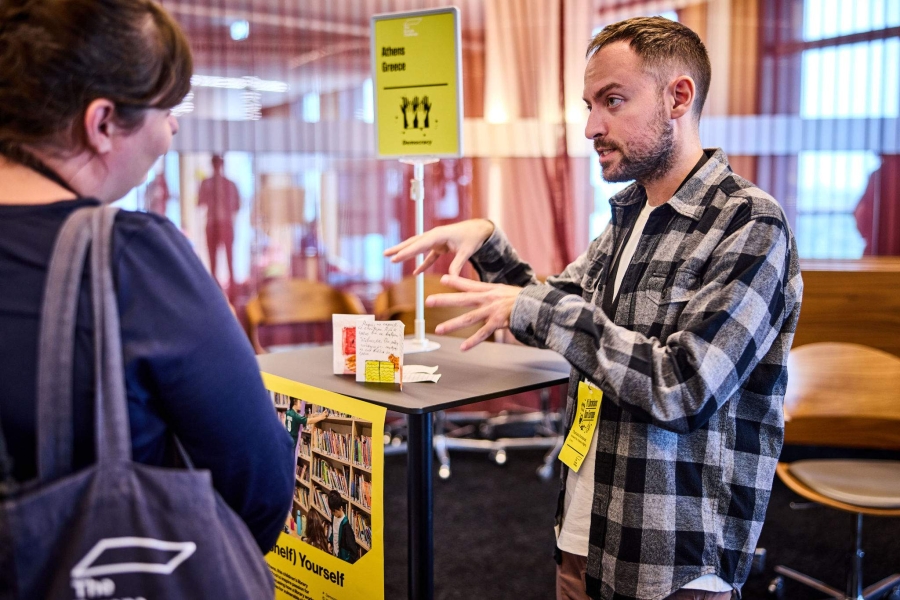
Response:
[471,149,803,600]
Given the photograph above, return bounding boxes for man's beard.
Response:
[595,105,676,185]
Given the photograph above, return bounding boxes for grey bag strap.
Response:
[89,206,131,465]
[35,207,95,481]
[33,205,193,485]
[35,205,129,482]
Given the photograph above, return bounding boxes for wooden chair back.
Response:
[246,279,365,353]
[795,257,900,358]
[783,342,900,450]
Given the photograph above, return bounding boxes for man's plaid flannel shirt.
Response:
[470,149,803,600]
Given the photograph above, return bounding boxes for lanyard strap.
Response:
[0,141,81,197]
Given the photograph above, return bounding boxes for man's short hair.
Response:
[290,398,299,409]
[327,490,344,512]
[586,16,711,118]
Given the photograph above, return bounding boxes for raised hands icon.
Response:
[400,96,410,129]
[422,96,432,128]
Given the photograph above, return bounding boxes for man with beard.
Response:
[385,16,802,600]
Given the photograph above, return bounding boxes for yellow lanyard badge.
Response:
[558,381,603,472]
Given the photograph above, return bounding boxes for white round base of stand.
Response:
[403,338,441,354]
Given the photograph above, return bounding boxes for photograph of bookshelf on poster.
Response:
[272,392,373,563]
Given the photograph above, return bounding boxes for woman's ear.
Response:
[668,75,696,120]
[82,99,117,154]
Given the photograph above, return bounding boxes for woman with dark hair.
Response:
[0,0,294,553]
[302,509,333,554]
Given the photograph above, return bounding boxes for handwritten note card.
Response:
[355,320,405,384]
[333,314,375,375]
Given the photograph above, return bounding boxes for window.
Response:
[796,0,899,257]
[361,78,374,123]
[803,0,900,41]
[800,39,900,118]
[302,93,321,123]
[796,151,878,257]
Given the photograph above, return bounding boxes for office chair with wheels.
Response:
[245,279,365,354]
[770,342,900,600]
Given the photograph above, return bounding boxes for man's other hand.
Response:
[383,219,495,276]
[427,275,523,351]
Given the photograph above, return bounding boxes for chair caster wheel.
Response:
[438,464,451,480]
[489,449,507,465]
[767,576,784,598]
[536,463,554,480]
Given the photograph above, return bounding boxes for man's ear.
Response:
[668,75,696,120]
[82,99,117,154]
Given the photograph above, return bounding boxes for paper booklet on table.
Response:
[355,321,405,385]
[333,314,375,375]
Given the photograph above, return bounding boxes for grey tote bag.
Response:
[0,206,275,599]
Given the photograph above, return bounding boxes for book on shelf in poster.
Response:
[333,314,374,375]
[262,372,385,600]
[355,320,404,385]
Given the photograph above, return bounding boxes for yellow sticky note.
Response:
[558,381,602,472]
[365,361,381,382]
[379,361,394,383]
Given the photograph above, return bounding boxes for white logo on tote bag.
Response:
[70,537,197,599]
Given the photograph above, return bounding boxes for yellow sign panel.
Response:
[372,8,463,157]
[263,373,386,600]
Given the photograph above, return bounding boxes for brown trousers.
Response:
[556,551,733,600]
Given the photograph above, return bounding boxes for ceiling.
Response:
[161,0,489,103]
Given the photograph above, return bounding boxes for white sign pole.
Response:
[400,157,440,354]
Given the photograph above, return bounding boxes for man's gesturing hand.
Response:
[427,275,523,351]
[383,219,494,277]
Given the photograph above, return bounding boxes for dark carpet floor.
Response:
[382,448,900,600]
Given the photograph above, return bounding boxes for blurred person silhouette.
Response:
[198,154,241,287]
[854,155,900,255]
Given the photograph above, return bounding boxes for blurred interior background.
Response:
[134,0,900,311]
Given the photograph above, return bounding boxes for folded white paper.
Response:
[404,365,439,375]
[402,371,442,383]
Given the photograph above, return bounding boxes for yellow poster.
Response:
[372,8,463,157]
[263,373,386,600]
